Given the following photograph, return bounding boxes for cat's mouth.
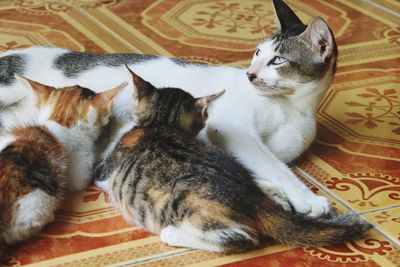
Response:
[251,79,295,96]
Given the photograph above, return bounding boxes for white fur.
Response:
[160,222,253,252]
[160,225,222,252]
[1,84,105,191]
[0,94,39,132]
[2,189,60,243]
[0,134,15,152]
[0,43,334,216]
[44,106,101,191]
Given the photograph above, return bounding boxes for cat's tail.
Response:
[255,200,372,247]
[0,239,6,263]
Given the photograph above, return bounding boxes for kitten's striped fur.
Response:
[95,68,371,253]
[0,77,124,260]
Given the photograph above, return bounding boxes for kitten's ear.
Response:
[125,64,155,100]
[299,17,334,62]
[93,82,128,109]
[14,74,53,102]
[273,0,304,32]
[195,90,225,117]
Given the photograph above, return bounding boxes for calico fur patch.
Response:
[0,126,65,231]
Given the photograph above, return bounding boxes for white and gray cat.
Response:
[0,0,337,217]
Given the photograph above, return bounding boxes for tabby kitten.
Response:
[95,68,370,253]
[0,76,125,251]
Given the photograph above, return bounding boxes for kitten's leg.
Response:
[4,189,60,243]
[160,224,256,253]
[207,126,330,217]
[160,225,222,252]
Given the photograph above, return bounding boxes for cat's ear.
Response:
[299,17,334,62]
[195,90,225,117]
[14,74,53,102]
[125,65,155,100]
[93,82,127,110]
[273,0,304,32]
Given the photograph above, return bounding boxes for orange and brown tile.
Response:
[1,0,399,266]
[363,207,400,247]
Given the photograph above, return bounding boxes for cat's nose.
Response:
[246,72,257,82]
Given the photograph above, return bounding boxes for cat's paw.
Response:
[289,193,331,218]
[263,185,292,212]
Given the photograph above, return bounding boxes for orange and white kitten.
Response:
[0,76,125,249]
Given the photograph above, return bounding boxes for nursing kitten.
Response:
[0,77,125,252]
[95,69,370,253]
[0,0,337,217]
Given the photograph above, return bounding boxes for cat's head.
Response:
[246,0,338,98]
[15,75,126,131]
[126,66,224,136]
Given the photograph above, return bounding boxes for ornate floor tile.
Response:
[0,19,83,51]
[363,207,400,247]
[295,153,400,213]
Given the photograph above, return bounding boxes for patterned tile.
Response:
[363,207,400,247]
[296,155,400,213]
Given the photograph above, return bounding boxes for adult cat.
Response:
[0,0,337,217]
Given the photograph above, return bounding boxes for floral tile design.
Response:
[363,207,400,247]
[0,0,399,266]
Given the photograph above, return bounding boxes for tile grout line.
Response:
[111,249,196,267]
[359,204,400,215]
[363,0,400,18]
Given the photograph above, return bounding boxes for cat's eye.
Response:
[255,49,261,56]
[268,56,287,66]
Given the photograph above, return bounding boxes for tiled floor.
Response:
[0,0,399,266]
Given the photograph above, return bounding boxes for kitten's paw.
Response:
[160,226,182,247]
[263,185,291,212]
[290,193,331,217]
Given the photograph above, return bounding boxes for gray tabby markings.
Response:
[262,27,337,83]
[170,57,204,66]
[53,51,160,78]
[0,54,27,86]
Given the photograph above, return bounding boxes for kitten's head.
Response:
[126,66,224,136]
[15,75,126,131]
[246,0,338,98]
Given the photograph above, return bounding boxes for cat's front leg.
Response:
[206,126,331,217]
